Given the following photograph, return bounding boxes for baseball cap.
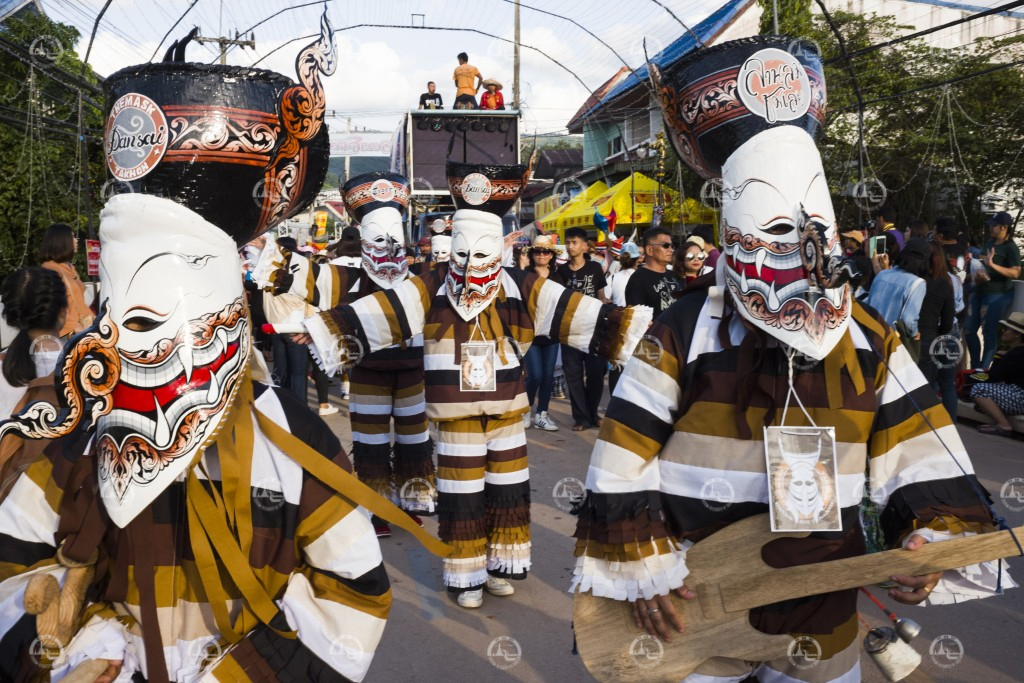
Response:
[341,226,360,241]
[622,242,641,258]
[840,229,864,244]
[985,211,1013,228]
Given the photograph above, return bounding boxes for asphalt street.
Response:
[314,381,1024,683]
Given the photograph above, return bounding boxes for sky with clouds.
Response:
[41,0,724,136]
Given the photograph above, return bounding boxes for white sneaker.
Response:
[534,411,558,431]
[485,576,515,597]
[457,588,483,608]
[319,404,339,416]
[522,412,532,429]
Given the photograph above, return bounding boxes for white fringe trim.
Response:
[304,313,343,377]
[903,528,1018,605]
[569,539,691,602]
[443,556,489,589]
[487,542,532,575]
[616,305,654,367]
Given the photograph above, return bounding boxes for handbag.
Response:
[893,278,925,362]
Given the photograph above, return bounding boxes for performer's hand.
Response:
[631,585,696,642]
[888,533,942,605]
[292,333,312,345]
[93,660,123,683]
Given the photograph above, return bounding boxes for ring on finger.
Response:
[647,608,660,615]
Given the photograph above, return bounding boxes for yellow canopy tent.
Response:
[536,181,607,233]
[538,173,718,243]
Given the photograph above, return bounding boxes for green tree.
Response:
[805,11,1024,237]
[757,0,813,37]
[0,12,104,282]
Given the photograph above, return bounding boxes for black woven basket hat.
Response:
[446,161,530,217]
[651,35,827,181]
[342,172,411,223]
[102,21,334,247]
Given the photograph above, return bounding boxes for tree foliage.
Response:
[0,12,104,283]
[757,0,814,38]
[805,11,1024,238]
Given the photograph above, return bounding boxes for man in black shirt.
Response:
[556,227,608,430]
[624,227,681,316]
[418,81,443,109]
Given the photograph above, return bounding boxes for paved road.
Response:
[315,383,1024,683]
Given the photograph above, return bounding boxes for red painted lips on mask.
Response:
[110,340,239,413]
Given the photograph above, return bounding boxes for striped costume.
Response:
[0,379,403,682]
[339,267,435,513]
[573,288,1013,682]
[287,262,651,591]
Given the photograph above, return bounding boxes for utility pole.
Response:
[194,32,255,65]
[345,117,352,182]
[513,0,521,110]
[773,0,779,34]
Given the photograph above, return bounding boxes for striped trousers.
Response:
[435,416,531,591]
[349,365,436,513]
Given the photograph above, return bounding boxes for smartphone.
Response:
[867,235,886,259]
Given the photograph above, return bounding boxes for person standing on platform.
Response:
[453,52,482,110]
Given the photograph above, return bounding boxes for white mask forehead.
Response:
[360,205,405,245]
[722,126,835,238]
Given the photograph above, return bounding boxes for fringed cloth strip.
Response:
[253,406,451,558]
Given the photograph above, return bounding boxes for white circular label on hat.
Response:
[736,48,811,124]
[430,218,447,234]
[105,93,168,182]
[460,173,492,205]
[370,178,396,202]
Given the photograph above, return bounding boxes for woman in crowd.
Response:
[0,267,67,496]
[38,223,93,338]
[674,235,713,286]
[917,241,958,421]
[867,237,931,358]
[970,312,1024,437]
[522,235,563,431]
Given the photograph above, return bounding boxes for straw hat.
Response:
[840,229,864,245]
[532,234,554,250]
[482,78,503,91]
[1000,311,1024,336]
[684,235,706,252]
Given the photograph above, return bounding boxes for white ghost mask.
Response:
[96,193,250,528]
[432,235,451,263]
[446,209,504,321]
[360,205,409,288]
[719,126,851,360]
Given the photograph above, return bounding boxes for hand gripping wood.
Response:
[573,514,1022,683]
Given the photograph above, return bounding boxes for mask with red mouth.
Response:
[0,15,336,529]
[653,36,854,360]
[445,161,530,321]
[342,172,411,289]
[95,195,251,527]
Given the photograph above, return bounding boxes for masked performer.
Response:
[264,160,651,609]
[337,172,435,536]
[572,37,1013,682]
[0,15,446,683]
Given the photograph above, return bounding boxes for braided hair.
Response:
[2,267,68,387]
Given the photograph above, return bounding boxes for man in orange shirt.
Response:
[453,51,482,109]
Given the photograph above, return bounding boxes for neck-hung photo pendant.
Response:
[460,341,497,392]
[764,425,841,532]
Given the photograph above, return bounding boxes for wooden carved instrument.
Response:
[573,514,1022,683]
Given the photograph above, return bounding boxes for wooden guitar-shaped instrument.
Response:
[573,514,1022,683]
